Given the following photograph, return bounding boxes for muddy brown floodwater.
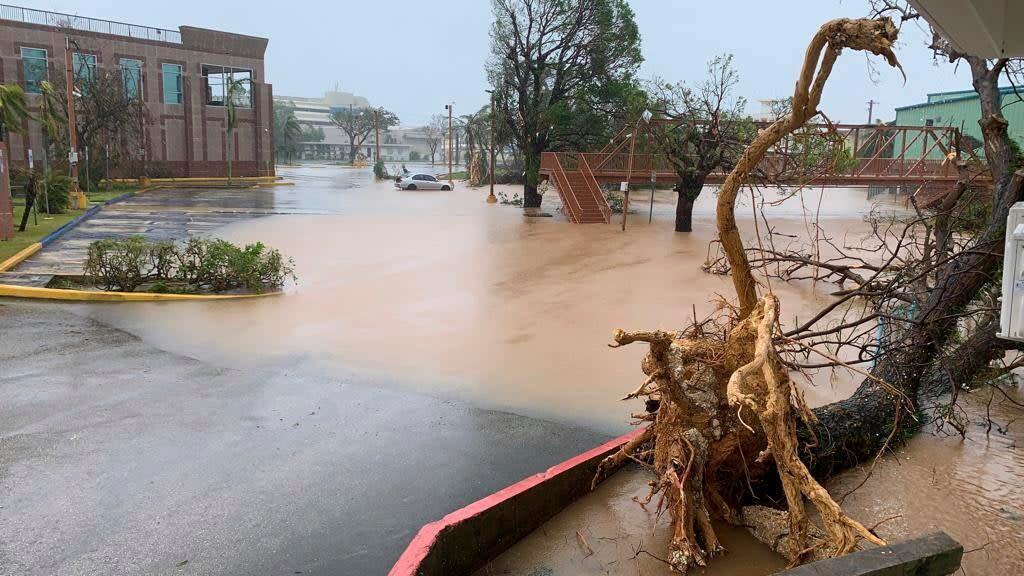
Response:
[82,165,1023,574]
[477,466,788,576]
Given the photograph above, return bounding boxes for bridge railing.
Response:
[543,151,962,184]
[0,4,183,43]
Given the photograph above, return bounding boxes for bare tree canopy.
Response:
[423,114,446,165]
[45,58,145,187]
[648,55,756,232]
[329,106,398,163]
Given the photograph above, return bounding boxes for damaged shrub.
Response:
[83,237,161,292]
[83,236,295,293]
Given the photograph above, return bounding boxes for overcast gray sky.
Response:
[32,0,969,126]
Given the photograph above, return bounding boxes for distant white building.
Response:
[274,90,436,162]
[751,99,785,122]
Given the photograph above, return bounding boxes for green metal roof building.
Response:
[894,87,1024,159]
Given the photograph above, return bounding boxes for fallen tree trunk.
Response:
[595,18,902,573]
[596,13,1024,574]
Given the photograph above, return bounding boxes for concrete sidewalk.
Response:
[6,187,336,285]
[0,302,606,575]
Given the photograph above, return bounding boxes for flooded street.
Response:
[81,165,870,428]
[79,165,1023,574]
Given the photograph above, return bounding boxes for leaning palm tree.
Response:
[0,84,29,143]
[224,75,251,183]
[36,81,66,145]
[34,81,67,213]
[0,84,29,238]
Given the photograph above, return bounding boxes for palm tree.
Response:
[281,114,301,164]
[0,84,29,143]
[1,84,29,239]
[224,75,251,183]
[36,81,65,145]
[460,106,490,186]
[35,81,67,213]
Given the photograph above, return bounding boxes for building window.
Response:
[201,65,252,107]
[162,63,183,104]
[20,47,48,93]
[120,58,142,99]
[924,119,935,127]
[73,53,97,84]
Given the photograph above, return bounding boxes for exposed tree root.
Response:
[602,296,883,572]
[594,16,901,573]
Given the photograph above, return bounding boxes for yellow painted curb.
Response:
[106,176,282,182]
[0,243,42,273]
[258,181,296,187]
[0,283,283,302]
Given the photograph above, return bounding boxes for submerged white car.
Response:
[394,173,452,191]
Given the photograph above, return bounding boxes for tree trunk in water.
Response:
[674,177,703,232]
[523,144,542,209]
[675,194,695,232]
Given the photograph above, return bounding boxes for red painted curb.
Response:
[388,428,645,576]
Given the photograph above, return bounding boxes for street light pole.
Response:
[445,103,453,187]
[486,90,497,204]
[442,101,454,184]
[374,109,381,166]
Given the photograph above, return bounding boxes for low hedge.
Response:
[83,236,295,293]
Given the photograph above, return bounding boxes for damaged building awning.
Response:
[909,0,1024,58]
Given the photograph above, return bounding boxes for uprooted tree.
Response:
[590,14,1024,572]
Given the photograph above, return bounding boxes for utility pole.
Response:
[867,99,879,124]
[486,90,497,204]
[445,103,454,186]
[64,36,87,209]
[374,108,381,165]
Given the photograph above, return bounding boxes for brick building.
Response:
[0,4,275,179]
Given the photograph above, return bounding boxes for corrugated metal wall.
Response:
[895,95,1024,159]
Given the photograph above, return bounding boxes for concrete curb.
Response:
[0,243,42,272]
[106,176,281,185]
[776,531,962,576]
[388,428,644,576]
[0,283,283,302]
[387,428,965,576]
[39,204,102,247]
